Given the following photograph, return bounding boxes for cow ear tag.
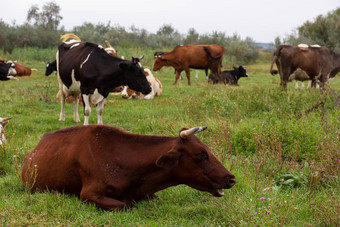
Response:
[156,151,181,169]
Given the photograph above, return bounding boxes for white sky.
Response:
[1,0,339,43]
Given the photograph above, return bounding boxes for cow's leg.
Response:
[205,69,209,80]
[7,76,19,81]
[59,85,66,121]
[185,69,191,85]
[82,94,91,125]
[73,95,80,123]
[96,99,105,125]
[195,70,199,80]
[80,186,126,211]
[307,80,312,88]
[173,71,182,85]
[301,82,305,89]
[295,81,299,89]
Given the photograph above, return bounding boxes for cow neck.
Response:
[132,135,181,192]
[163,53,182,69]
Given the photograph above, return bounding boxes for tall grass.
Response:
[0,51,339,226]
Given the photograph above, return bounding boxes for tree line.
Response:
[0,2,339,63]
[276,8,340,52]
[0,2,258,64]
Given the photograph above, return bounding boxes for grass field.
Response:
[0,51,339,226]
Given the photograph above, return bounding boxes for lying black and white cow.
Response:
[0,62,18,81]
[57,39,151,125]
[45,60,57,76]
[0,117,12,147]
[209,66,248,85]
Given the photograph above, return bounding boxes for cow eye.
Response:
[196,152,209,161]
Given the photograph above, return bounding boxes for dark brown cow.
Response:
[270,44,340,88]
[21,125,236,211]
[153,45,225,85]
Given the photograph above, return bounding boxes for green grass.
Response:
[0,54,339,226]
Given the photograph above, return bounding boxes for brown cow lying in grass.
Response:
[21,125,236,211]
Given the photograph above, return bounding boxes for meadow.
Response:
[0,48,339,226]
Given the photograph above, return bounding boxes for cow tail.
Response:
[203,47,222,60]
[269,55,278,75]
[60,33,81,42]
[270,45,285,75]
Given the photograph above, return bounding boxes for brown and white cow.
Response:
[121,69,162,99]
[270,44,340,88]
[0,117,12,147]
[1,60,36,77]
[21,125,236,211]
[153,45,225,85]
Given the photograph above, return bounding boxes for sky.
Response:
[1,0,339,43]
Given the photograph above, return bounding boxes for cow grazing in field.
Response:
[153,45,225,85]
[57,36,151,125]
[21,125,236,211]
[121,69,162,99]
[209,66,248,85]
[0,62,18,81]
[153,51,208,80]
[0,117,12,147]
[270,44,340,88]
[45,60,57,76]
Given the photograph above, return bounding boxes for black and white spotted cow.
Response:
[45,60,57,76]
[0,62,17,81]
[57,39,151,125]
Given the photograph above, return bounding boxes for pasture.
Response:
[0,48,339,226]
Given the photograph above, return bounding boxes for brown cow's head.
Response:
[152,55,167,71]
[156,127,236,197]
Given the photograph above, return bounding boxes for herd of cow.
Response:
[1,34,339,211]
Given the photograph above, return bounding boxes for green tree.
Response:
[27,1,63,30]
[284,8,340,51]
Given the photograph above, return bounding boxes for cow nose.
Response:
[229,177,236,186]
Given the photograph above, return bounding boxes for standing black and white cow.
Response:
[57,40,151,125]
[0,62,18,81]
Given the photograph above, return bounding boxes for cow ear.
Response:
[156,151,181,169]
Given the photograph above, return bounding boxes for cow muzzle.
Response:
[211,175,236,197]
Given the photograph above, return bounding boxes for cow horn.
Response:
[1,117,12,121]
[180,126,207,138]
[138,55,144,60]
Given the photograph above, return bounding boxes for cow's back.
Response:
[172,45,224,69]
[21,126,95,194]
[21,125,174,195]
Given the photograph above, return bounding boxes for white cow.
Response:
[121,69,162,99]
[0,117,12,147]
